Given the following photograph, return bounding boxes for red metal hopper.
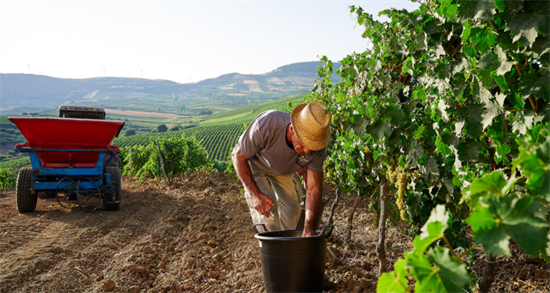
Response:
[9,117,125,167]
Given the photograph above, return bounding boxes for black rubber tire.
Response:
[103,166,121,211]
[16,167,37,213]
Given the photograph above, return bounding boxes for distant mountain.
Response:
[0,61,340,115]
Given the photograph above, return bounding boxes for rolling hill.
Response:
[0,61,340,116]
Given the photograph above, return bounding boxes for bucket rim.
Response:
[254,230,324,241]
[254,226,333,241]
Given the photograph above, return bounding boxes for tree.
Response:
[157,124,168,133]
[124,129,136,136]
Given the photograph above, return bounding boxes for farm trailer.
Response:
[9,106,125,213]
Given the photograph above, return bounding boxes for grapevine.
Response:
[119,134,213,181]
[114,124,244,161]
[309,0,549,291]
[0,168,16,190]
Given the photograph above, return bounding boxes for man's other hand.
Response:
[252,193,275,217]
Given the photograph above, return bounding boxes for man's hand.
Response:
[302,226,316,237]
[252,192,275,217]
[232,149,275,218]
[302,169,324,237]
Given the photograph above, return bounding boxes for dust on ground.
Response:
[0,172,548,293]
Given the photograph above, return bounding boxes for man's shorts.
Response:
[242,162,305,232]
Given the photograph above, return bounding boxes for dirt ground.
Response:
[1,172,549,293]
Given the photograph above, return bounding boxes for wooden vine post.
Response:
[345,194,362,243]
[328,187,340,227]
[377,179,390,274]
[156,139,168,186]
[480,254,496,293]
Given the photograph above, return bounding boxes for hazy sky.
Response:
[1,0,419,84]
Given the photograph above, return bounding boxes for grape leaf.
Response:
[471,222,511,255]
[454,119,465,138]
[457,140,485,162]
[461,21,471,42]
[495,92,507,107]
[407,247,470,293]
[500,0,523,14]
[471,28,497,54]
[478,52,500,71]
[376,258,408,293]
[469,171,507,196]
[437,0,458,19]
[493,45,514,76]
[481,101,501,130]
[465,171,507,208]
[427,248,471,292]
[494,137,512,165]
[491,72,510,92]
[503,1,549,46]
[494,196,549,256]
[512,111,537,136]
[518,153,550,201]
[405,139,425,167]
[467,207,495,230]
[402,56,415,75]
[459,104,484,139]
[426,156,441,177]
[532,35,550,60]
[406,253,444,292]
[367,119,392,140]
[472,194,550,256]
[412,205,449,255]
[519,67,550,102]
[458,0,496,21]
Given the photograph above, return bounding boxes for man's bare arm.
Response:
[232,149,274,217]
[302,170,323,237]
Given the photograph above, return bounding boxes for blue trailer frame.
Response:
[15,146,116,192]
[14,146,121,213]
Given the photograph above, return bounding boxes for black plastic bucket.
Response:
[253,224,333,293]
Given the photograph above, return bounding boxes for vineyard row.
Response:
[113,124,244,161]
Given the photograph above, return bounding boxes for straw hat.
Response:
[291,102,331,151]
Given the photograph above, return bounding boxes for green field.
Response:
[197,94,304,126]
[114,124,244,161]
[0,157,31,171]
[113,94,307,161]
[0,116,10,123]
[0,93,307,167]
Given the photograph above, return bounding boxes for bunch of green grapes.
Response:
[372,210,380,228]
[386,159,398,184]
[386,161,423,221]
[396,168,409,220]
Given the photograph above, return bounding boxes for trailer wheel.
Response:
[104,166,121,211]
[16,167,37,213]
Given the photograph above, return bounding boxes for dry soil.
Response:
[1,172,548,292]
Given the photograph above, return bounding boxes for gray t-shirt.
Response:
[234,110,326,175]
